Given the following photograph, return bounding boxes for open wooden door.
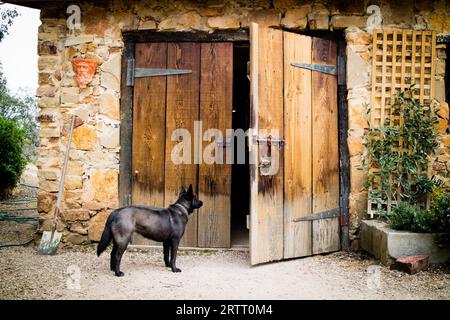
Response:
[249,23,340,265]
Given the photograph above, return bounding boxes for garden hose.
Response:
[0,213,39,248]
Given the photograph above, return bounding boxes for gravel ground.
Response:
[1,245,449,300]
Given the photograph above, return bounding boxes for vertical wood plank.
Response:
[420,32,426,104]
[131,43,167,245]
[283,32,312,259]
[119,42,134,207]
[165,42,200,247]
[311,37,340,254]
[198,43,233,248]
[250,23,284,265]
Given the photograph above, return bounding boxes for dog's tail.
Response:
[97,211,116,257]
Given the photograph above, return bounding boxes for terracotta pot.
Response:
[71,58,98,88]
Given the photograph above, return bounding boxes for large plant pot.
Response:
[360,220,450,265]
[71,58,98,88]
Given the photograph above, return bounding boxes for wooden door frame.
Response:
[118,29,350,250]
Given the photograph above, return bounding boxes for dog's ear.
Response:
[179,185,186,196]
[187,184,193,195]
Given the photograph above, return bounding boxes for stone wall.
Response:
[35,0,450,246]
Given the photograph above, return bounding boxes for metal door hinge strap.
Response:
[290,62,337,75]
[135,68,192,78]
[292,208,340,222]
[126,58,192,87]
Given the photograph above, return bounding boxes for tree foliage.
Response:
[0,4,18,42]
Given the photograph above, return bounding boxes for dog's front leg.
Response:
[170,238,181,273]
[163,240,171,267]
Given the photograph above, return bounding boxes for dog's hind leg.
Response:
[170,238,181,273]
[114,239,130,277]
[163,240,171,267]
[110,242,118,271]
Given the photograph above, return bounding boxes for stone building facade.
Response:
[7,0,450,248]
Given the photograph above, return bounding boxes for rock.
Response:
[436,102,449,133]
[99,126,120,149]
[101,53,121,81]
[345,27,371,45]
[346,47,370,90]
[72,125,97,151]
[38,168,60,181]
[207,15,240,30]
[426,12,450,33]
[435,79,446,102]
[37,191,57,213]
[60,87,80,104]
[347,135,363,157]
[38,41,58,55]
[64,35,95,47]
[391,255,429,275]
[272,0,297,11]
[330,15,367,29]
[84,201,105,211]
[65,233,88,245]
[40,179,60,192]
[88,210,110,241]
[91,169,119,206]
[38,56,59,71]
[158,11,204,31]
[242,9,281,28]
[442,135,450,147]
[307,6,329,30]
[62,209,90,222]
[138,20,157,30]
[432,161,447,173]
[36,86,57,98]
[20,163,39,187]
[64,175,83,190]
[70,224,88,235]
[100,72,120,92]
[282,7,310,29]
[99,94,120,120]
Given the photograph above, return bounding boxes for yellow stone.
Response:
[91,169,119,206]
[72,125,97,151]
[88,210,110,242]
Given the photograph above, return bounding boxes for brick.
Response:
[390,255,429,274]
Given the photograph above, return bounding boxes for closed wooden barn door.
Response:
[249,23,340,265]
[131,42,233,248]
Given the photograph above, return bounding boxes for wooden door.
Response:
[131,42,232,248]
[249,23,340,265]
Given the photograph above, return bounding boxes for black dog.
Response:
[97,184,203,277]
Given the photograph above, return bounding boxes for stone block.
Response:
[281,6,311,29]
[391,255,429,274]
[88,210,110,242]
[207,15,240,30]
[99,94,120,120]
[72,125,97,151]
[330,15,367,29]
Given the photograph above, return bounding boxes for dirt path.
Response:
[1,245,449,300]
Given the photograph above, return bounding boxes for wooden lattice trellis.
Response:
[368,29,436,218]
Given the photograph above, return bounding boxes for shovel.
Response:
[38,115,76,255]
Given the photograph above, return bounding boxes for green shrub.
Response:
[431,192,450,234]
[0,115,26,197]
[385,202,435,233]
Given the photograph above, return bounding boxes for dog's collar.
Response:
[174,203,189,220]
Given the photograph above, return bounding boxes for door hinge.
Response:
[293,208,340,222]
[290,62,337,75]
[126,58,192,87]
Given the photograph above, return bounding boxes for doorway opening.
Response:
[230,42,250,248]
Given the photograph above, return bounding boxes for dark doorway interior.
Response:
[231,43,250,247]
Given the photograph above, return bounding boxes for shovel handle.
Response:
[52,115,76,226]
